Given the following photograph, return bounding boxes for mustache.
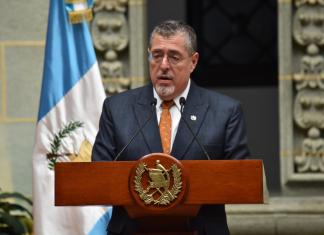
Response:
[157,74,173,80]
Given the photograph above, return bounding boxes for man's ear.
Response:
[147,48,152,61]
[190,52,199,72]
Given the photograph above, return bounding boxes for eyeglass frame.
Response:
[148,49,195,66]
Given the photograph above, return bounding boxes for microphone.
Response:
[179,97,211,160]
[114,98,157,161]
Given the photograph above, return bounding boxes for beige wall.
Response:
[0,0,48,196]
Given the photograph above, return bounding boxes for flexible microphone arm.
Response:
[179,97,211,160]
[114,99,157,161]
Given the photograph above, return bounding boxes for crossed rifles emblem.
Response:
[134,160,182,206]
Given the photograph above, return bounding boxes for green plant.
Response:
[0,189,33,235]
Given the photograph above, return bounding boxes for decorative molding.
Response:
[293,6,324,46]
[295,0,324,7]
[91,0,128,95]
[65,0,87,3]
[295,127,324,172]
[294,90,324,129]
[129,76,145,84]
[292,2,324,174]
[278,0,293,5]
[92,0,130,95]
[129,0,144,5]
[0,41,45,46]
[93,0,128,12]
[279,75,293,80]
[91,0,147,95]
[0,43,5,118]
[280,0,324,192]
[280,150,296,158]
[0,117,36,124]
[0,41,45,121]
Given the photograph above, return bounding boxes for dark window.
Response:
[187,0,278,87]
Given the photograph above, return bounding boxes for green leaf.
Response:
[47,120,84,170]
[0,192,32,206]
[0,211,27,234]
[1,203,32,218]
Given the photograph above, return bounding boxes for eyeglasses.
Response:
[148,52,190,65]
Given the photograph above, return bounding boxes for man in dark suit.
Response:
[92,20,250,235]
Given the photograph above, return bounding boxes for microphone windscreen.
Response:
[180,97,186,106]
[151,98,157,106]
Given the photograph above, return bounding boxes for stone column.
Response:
[91,0,147,96]
[280,0,324,195]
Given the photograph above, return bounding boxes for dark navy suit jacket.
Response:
[92,82,250,235]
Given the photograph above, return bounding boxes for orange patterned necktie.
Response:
[159,100,174,154]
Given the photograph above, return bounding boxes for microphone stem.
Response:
[114,101,156,161]
[180,102,211,160]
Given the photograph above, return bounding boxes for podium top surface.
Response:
[55,159,263,206]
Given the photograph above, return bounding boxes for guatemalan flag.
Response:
[33,0,111,234]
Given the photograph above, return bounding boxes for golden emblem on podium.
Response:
[134,160,182,205]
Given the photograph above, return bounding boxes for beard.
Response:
[155,84,175,99]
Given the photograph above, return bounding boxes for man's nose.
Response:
[160,55,170,69]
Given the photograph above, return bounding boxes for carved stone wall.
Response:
[91,0,147,96]
[280,0,324,195]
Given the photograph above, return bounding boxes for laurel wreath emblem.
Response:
[46,121,83,170]
[134,162,182,205]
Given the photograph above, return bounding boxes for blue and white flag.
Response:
[32,0,111,234]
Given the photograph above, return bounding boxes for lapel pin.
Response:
[190,115,197,121]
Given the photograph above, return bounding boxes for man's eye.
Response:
[169,55,180,63]
[152,54,163,60]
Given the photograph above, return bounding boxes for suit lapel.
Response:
[134,85,163,153]
[171,83,209,160]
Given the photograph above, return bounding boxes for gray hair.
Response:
[149,20,197,54]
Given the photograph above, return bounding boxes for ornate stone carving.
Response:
[294,45,324,90]
[294,90,324,129]
[293,4,324,45]
[295,0,324,7]
[292,1,324,173]
[91,0,130,95]
[93,0,128,12]
[295,127,324,172]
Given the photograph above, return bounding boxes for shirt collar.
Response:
[153,79,191,110]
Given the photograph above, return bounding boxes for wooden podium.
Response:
[55,153,263,234]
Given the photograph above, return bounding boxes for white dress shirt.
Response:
[153,79,191,150]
